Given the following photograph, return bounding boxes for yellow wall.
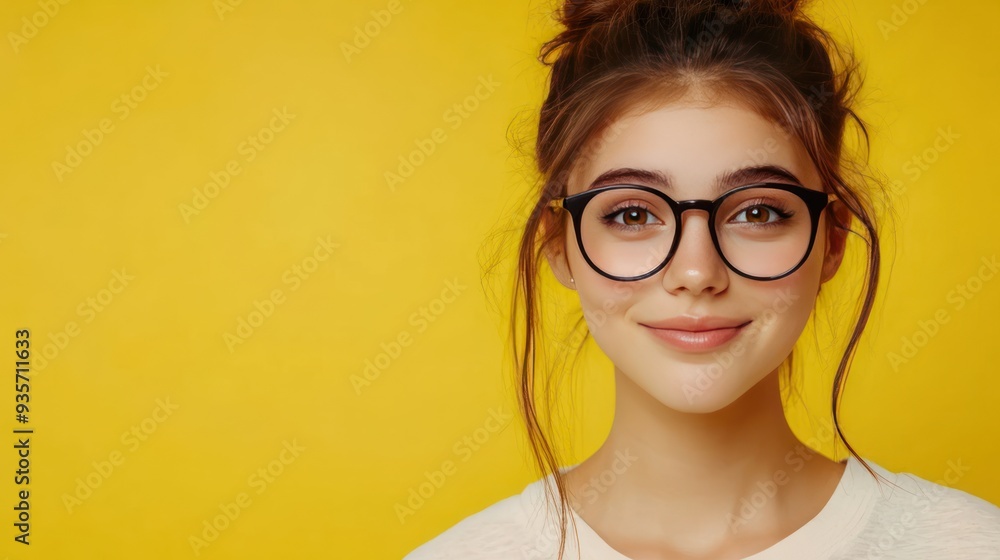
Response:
[0,0,996,558]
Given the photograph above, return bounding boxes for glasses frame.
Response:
[548,182,836,282]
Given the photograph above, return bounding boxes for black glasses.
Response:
[548,182,835,282]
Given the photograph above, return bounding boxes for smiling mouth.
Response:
[641,321,751,351]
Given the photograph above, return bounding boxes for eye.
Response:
[734,205,777,224]
[730,203,793,225]
[604,204,664,227]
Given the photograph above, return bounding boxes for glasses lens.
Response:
[714,186,814,278]
[580,187,676,278]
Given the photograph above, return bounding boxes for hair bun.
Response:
[542,0,812,73]
[558,0,803,35]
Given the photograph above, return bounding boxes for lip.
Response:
[640,316,752,352]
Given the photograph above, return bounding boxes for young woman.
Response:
[406,0,1000,558]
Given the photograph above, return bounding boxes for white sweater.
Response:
[403,455,1000,559]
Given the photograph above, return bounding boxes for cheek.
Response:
[741,272,820,359]
[745,225,827,335]
[577,277,636,333]
[567,246,646,339]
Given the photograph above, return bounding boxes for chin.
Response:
[599,324,785,414]
[631,365,767,414]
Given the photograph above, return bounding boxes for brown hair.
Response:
[505,0,892,557]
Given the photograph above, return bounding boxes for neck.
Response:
[606,365,804,477]
[564,365,843,549]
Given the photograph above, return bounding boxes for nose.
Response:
[660,210,730,296]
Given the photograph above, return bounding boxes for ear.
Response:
[542,208,576,290]
[820,201,852,284]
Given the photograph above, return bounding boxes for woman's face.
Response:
[547,98,846,413]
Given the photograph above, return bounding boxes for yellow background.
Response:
[0,0,997,558]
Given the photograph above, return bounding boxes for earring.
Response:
[570,278,575,283]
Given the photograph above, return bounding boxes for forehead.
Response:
[567,101,821,197]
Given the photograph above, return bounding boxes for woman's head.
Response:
[507,0,884,556]
[545,98,849,414]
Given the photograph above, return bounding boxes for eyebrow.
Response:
[585,164,805,196]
